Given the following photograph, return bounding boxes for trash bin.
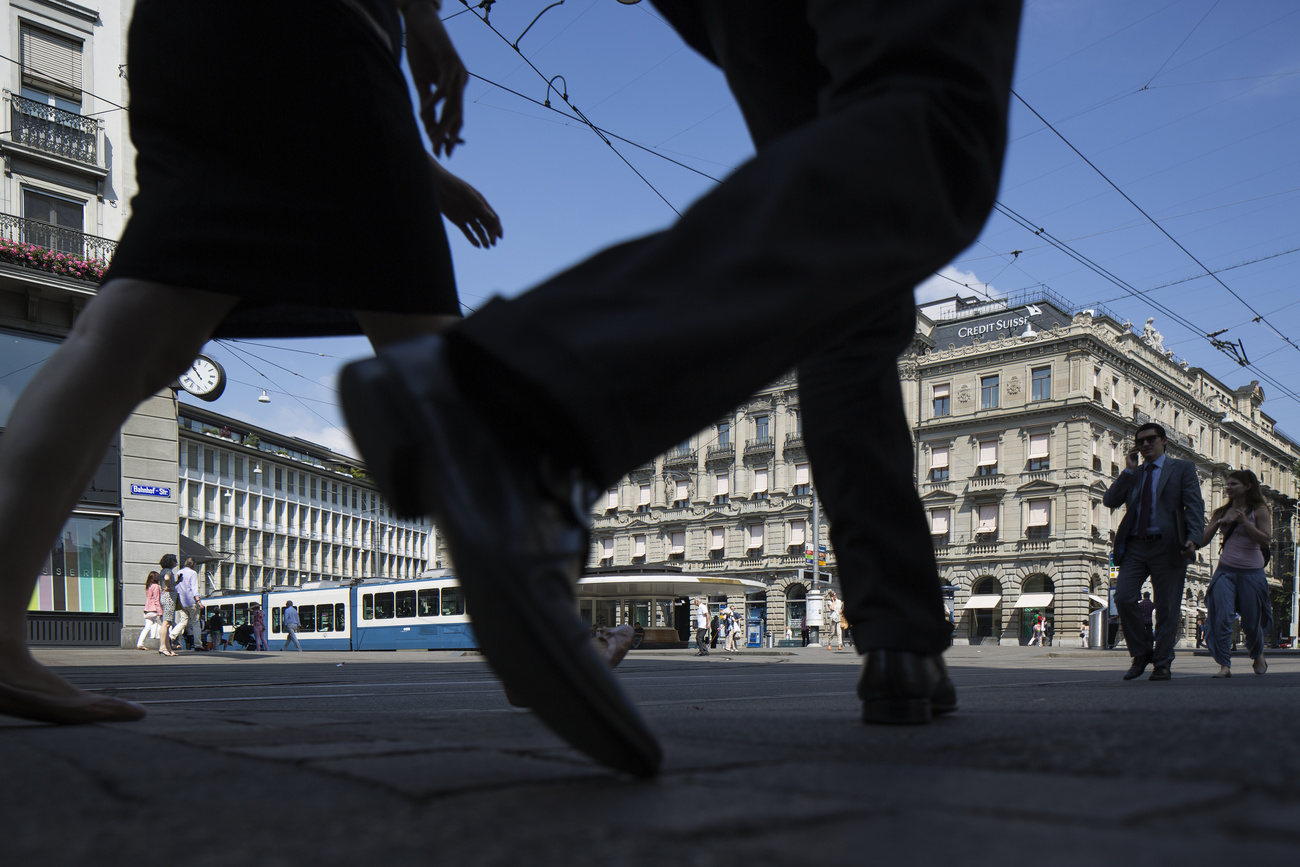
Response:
[1089,608,1106,648]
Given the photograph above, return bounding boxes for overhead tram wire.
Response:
[1010,89,1300,358]
[458,0,684,215]
[990,200,1300,408]
[217,341,353,442]
[466,72,725,184]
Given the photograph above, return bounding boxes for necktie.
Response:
[1136,463,1156,533]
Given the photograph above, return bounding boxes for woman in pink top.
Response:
[251,603,268,652]
[135,572,163,650]
[1201,469,1273,678]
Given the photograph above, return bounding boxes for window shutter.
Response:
[1028,434,1049,459]
[21,25,82,98]
[933,384,950,399]
[1028,500,1050,527]
[600,537,613,558]
[675,479,689,500]
[931,446,949,469]
[633,535,645,557]
[671,531,685,554]
[606,489,618,509]
[638,484,651,505]
[790,520,806,545]
[748,524,763,548]
[716,474,729,496]
[978,441,998,466]
[931,508,950,534]
[753,467,769,493]
[710,528,724,550]
[978,504,998,532]
[794,463,810,485]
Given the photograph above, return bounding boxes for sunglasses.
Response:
[1135,435,1160,446]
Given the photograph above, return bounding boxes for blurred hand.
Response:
[404,2,467,156]
[430,158,502,248]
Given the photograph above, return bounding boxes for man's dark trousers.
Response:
[1115,539,1187,669]
[450,0,1023,656]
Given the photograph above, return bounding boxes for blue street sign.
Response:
[130,484,172,498]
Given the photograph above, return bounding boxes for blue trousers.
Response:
[1205,566,1272,667]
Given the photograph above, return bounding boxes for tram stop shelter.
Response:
[576,567,767,648]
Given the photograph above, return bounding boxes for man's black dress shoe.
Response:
[1123,656,1151,680]
[857,649,956,725]
[340,337,662,778]
[1149,666,1172,681]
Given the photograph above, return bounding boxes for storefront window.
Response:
[28,514,117,614]
[0,330,59,428]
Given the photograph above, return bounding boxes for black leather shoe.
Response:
[1149,666,1172,681]
[340,337,662,778]
[857,650,956,725]
[1123,656,1152,680]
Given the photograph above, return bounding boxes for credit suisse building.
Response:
[906,291,1298,645]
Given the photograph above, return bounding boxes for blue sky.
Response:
[188,0,1300,457]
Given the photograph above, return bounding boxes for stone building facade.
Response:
[583,289,1300,647]
[909,291,1298,645]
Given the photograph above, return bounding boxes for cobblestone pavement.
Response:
[6,644,1298,865]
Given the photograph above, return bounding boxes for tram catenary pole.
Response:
[1290,511,1298,644]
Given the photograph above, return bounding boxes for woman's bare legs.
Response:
[0,279,237,699]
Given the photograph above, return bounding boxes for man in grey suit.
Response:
[1103,422,1205,681]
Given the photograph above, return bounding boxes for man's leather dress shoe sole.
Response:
[340,338,662,778]
[858,650,956,725]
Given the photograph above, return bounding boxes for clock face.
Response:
[179,355,226,402]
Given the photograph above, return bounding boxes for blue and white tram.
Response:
[267,584,353,651]
[351,575,474,650]
[205,575,475,652]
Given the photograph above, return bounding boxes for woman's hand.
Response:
[430,158,503,248]
[404,3,468,157]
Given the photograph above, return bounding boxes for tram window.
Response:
[374,593,394,619]
[299,605,315,633]
[441,587,465,616]
[234,603,249,627]
[219,604,234,625]
[336,603,346,630]
[362,594,374,620]
[396,590,416,618]
[317,604,333,633]
[272,608,282,633]
[417,588,439,617]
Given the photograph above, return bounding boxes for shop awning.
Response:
[1013,592,1055,609]
[1088,594,1109,607]
[179,534,225,564]
[576,572,768,598]
[963,594,1003,609]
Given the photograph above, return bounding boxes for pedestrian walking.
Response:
[0,0,499,725]
[1103,423,1205,682]
[251,602,268,652]
[1079,622,1089,648]
[1202,469,1272,678]
[173,558,204,652]
[136,571,163,651]
[695,598,710,657]
[339,0,1024,775]
[158,572,178,658]
[281,601,303,652]
[824,591,845,650]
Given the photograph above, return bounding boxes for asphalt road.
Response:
[7,644,1300,865]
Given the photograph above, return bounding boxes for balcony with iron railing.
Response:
[0,214,116,281]
[744,436,776,456]
[7,93,102,169]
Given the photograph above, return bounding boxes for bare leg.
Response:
[0,279,237,700]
